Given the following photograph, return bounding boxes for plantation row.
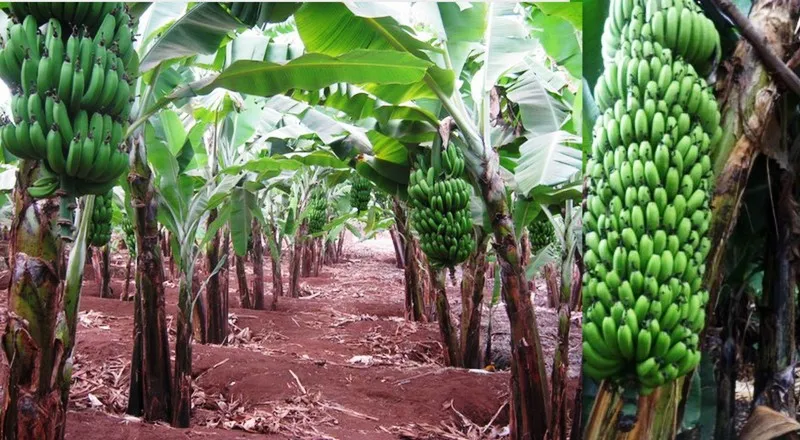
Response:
[0,3,583,440]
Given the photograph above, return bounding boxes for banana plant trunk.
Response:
[392,198,427,322]
[100,245,111,298]
[192,271,206,344]
[172,273,192,428]
[551,217,579,440]
[205,211,226,344]
[0,162,66,439]
[431,269,462,367]
[389,226,405,268]
[289,223,306,298]
[460,229,489,368]
[754,162,795,413]
[220,230,230,324]
[475,151,551,438]
[122,250,133,301]
[127,136,172,422]
[236,253,251,309]
[252,221,265,310]
[265,222,281,310]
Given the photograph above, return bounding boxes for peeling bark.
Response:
[0,161,66,439]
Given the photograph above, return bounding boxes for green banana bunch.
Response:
[528,215,556,254]
[349,174,372,212]
[583,0,718,396]
[87,190,112,247]
[306,192,328,235]
[408,145,475,269]
[121,215,136,257]
[599,0,721,76]
[0,4,138,199]
[8,3,125,38]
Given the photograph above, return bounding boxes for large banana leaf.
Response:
[170,50,432,101]
[526,4,582,79]
[514,131,582,196]
[506,68,570,136]
[294,2,454,103]
[139,2,243,71]
[229,187,252,256]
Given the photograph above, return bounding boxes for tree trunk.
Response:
[289,224,306,298]
[389,227,405,268]
[392,198,427,322]
[265,222,281,310]
[460,230,489,369]
[0,161,67,439]
[127,136,172,423]
[312,238,321,276]
[236,253,251,309]
[714,286,749,439]
[477,153,551,438]
[431,270,462,368]
[337,229,345,260]
[550,211,579,440]
[127,276,144,415]
[252,221,265,310]
[122,252,133,301]
[100,245,111,298]
[220,230,230,330]
[192,271,207,344]
[205,211,225,344]
[301,234,312,278]
[171,274,192,428]
[754,162,796,414]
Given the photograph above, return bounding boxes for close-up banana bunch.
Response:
[528,215,556,254]
[407,144,475,269]
[583,0,720,395]
[87,190,112,247]
[0,3,137,199]
[306,192,327,234]
[349,174,372,213]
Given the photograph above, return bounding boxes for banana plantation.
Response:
[0,2,582,439]
[583,0,800,438]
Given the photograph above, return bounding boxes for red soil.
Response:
[2,235,580,439]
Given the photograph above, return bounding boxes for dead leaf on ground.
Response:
[740,405,800,440]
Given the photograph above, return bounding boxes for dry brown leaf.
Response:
[740,405,800,440]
